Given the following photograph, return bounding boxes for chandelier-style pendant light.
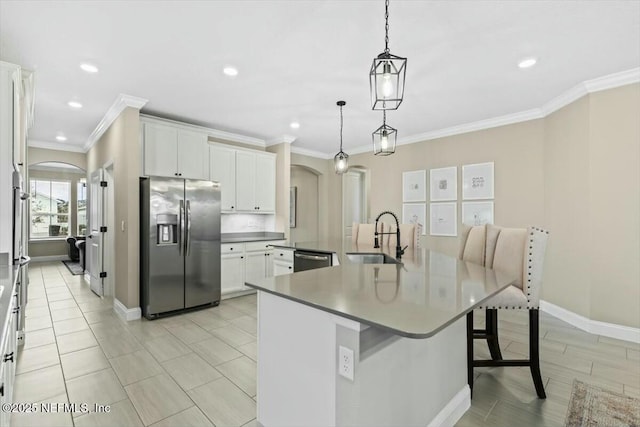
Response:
[372,110,397,156]
[334,101,349,174]
[369,0,407,111]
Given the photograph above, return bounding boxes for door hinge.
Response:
[99,272,107,278]
[100,181,108,187]
[100,226,107,232]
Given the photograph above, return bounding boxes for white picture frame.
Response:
[402,203,426,236]
[430,166,457,201]
[402,170,426,202]
[462,162,494,200]
[430,202,457,237]
[462,201,494,226]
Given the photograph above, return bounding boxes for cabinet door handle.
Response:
[288,266,292,270]
[231,206,234,209]
[241,256,244,259]
[3,352,14,362]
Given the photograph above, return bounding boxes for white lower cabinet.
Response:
[0,292,17,426]
[273,260,293,276]
[221,244,245,294]
[221,240,286,295]
[272,248,294,276]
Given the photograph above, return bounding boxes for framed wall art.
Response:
[402,170,426,202]
[430,202,457,237]
[402,203,426,235]
[430,166,457,201]
[462,162,494,200]
[462,201,494,226]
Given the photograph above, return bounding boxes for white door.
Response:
[177,129,208,180]
[210,146,236,212]
[143,122,178,177]
[245,250,266,289]
[221,253,245,294]
[88,169,105,296]
[255,154,276,212]
[342,170,366,241]
[235,151,256,211]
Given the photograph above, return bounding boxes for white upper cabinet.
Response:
[143,122,178,177]
[235,150,257,212]
[233,150,275,213]
[177,129,208,180]
[255,153,276,212]
[210,145,236,212]
[143,120,208,180]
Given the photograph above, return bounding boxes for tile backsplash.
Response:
[221,214,275,233]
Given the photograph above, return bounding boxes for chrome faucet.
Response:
[373,211,407,259]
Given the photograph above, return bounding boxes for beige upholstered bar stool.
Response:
[384,223,417,249]
[460,224,550,399]
[352,223,381,246]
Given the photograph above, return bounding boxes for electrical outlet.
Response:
[338,345,354,381]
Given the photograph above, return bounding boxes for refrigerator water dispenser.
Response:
[156,214,178,245]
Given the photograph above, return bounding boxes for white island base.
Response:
[256,292,471,427]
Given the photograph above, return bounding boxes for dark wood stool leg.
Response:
[529,309,546,399]
[486,308,503,361]
[467,311,474,398]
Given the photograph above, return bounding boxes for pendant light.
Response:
[372,110,397,156]
[334,101,349,174]
[369,0,407,111]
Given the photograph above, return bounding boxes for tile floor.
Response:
[12,261,640,426]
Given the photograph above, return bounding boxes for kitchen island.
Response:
[245,242,516,427]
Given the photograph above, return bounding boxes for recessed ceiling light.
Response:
[290,122,300,129]
[68,101,83,109]
[223,66,238,77]
[80,63,99,73]
[518,57,537,69]
[55,135,67,142]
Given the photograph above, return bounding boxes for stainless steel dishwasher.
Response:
[293,250,332,272]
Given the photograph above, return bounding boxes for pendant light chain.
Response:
[339,103,344,151]
[383,109,387,126]
[384,0,390,53]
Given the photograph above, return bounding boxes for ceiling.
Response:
[1,1,639,156]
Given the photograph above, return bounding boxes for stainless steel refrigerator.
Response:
[140,177,221,319]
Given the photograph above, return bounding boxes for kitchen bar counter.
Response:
[248,241,516,426]
[247,241,515,338]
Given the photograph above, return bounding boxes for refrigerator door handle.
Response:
[178,200,184,256]
[186,200,192,256]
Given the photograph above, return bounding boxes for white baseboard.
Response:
[29,255,68,262]
[114,298,141,322]
[428,385,471,427]
[83,272,90,284]
[221,289,256,300]
[540,300,640,344]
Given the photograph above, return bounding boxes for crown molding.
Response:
[140,114,266,148]
[28,139,86,153]
[323,67,640,159]
[584,67,640,93]
[267,135,297,146]
[84,94,148,152]
[290,145,332,159]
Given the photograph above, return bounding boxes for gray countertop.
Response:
[221,232,285,244]
[245,241,516,338]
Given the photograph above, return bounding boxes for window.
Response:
[77,179,87,236]
[30,179,71,238]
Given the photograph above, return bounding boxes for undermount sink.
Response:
[345,253,400,264]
